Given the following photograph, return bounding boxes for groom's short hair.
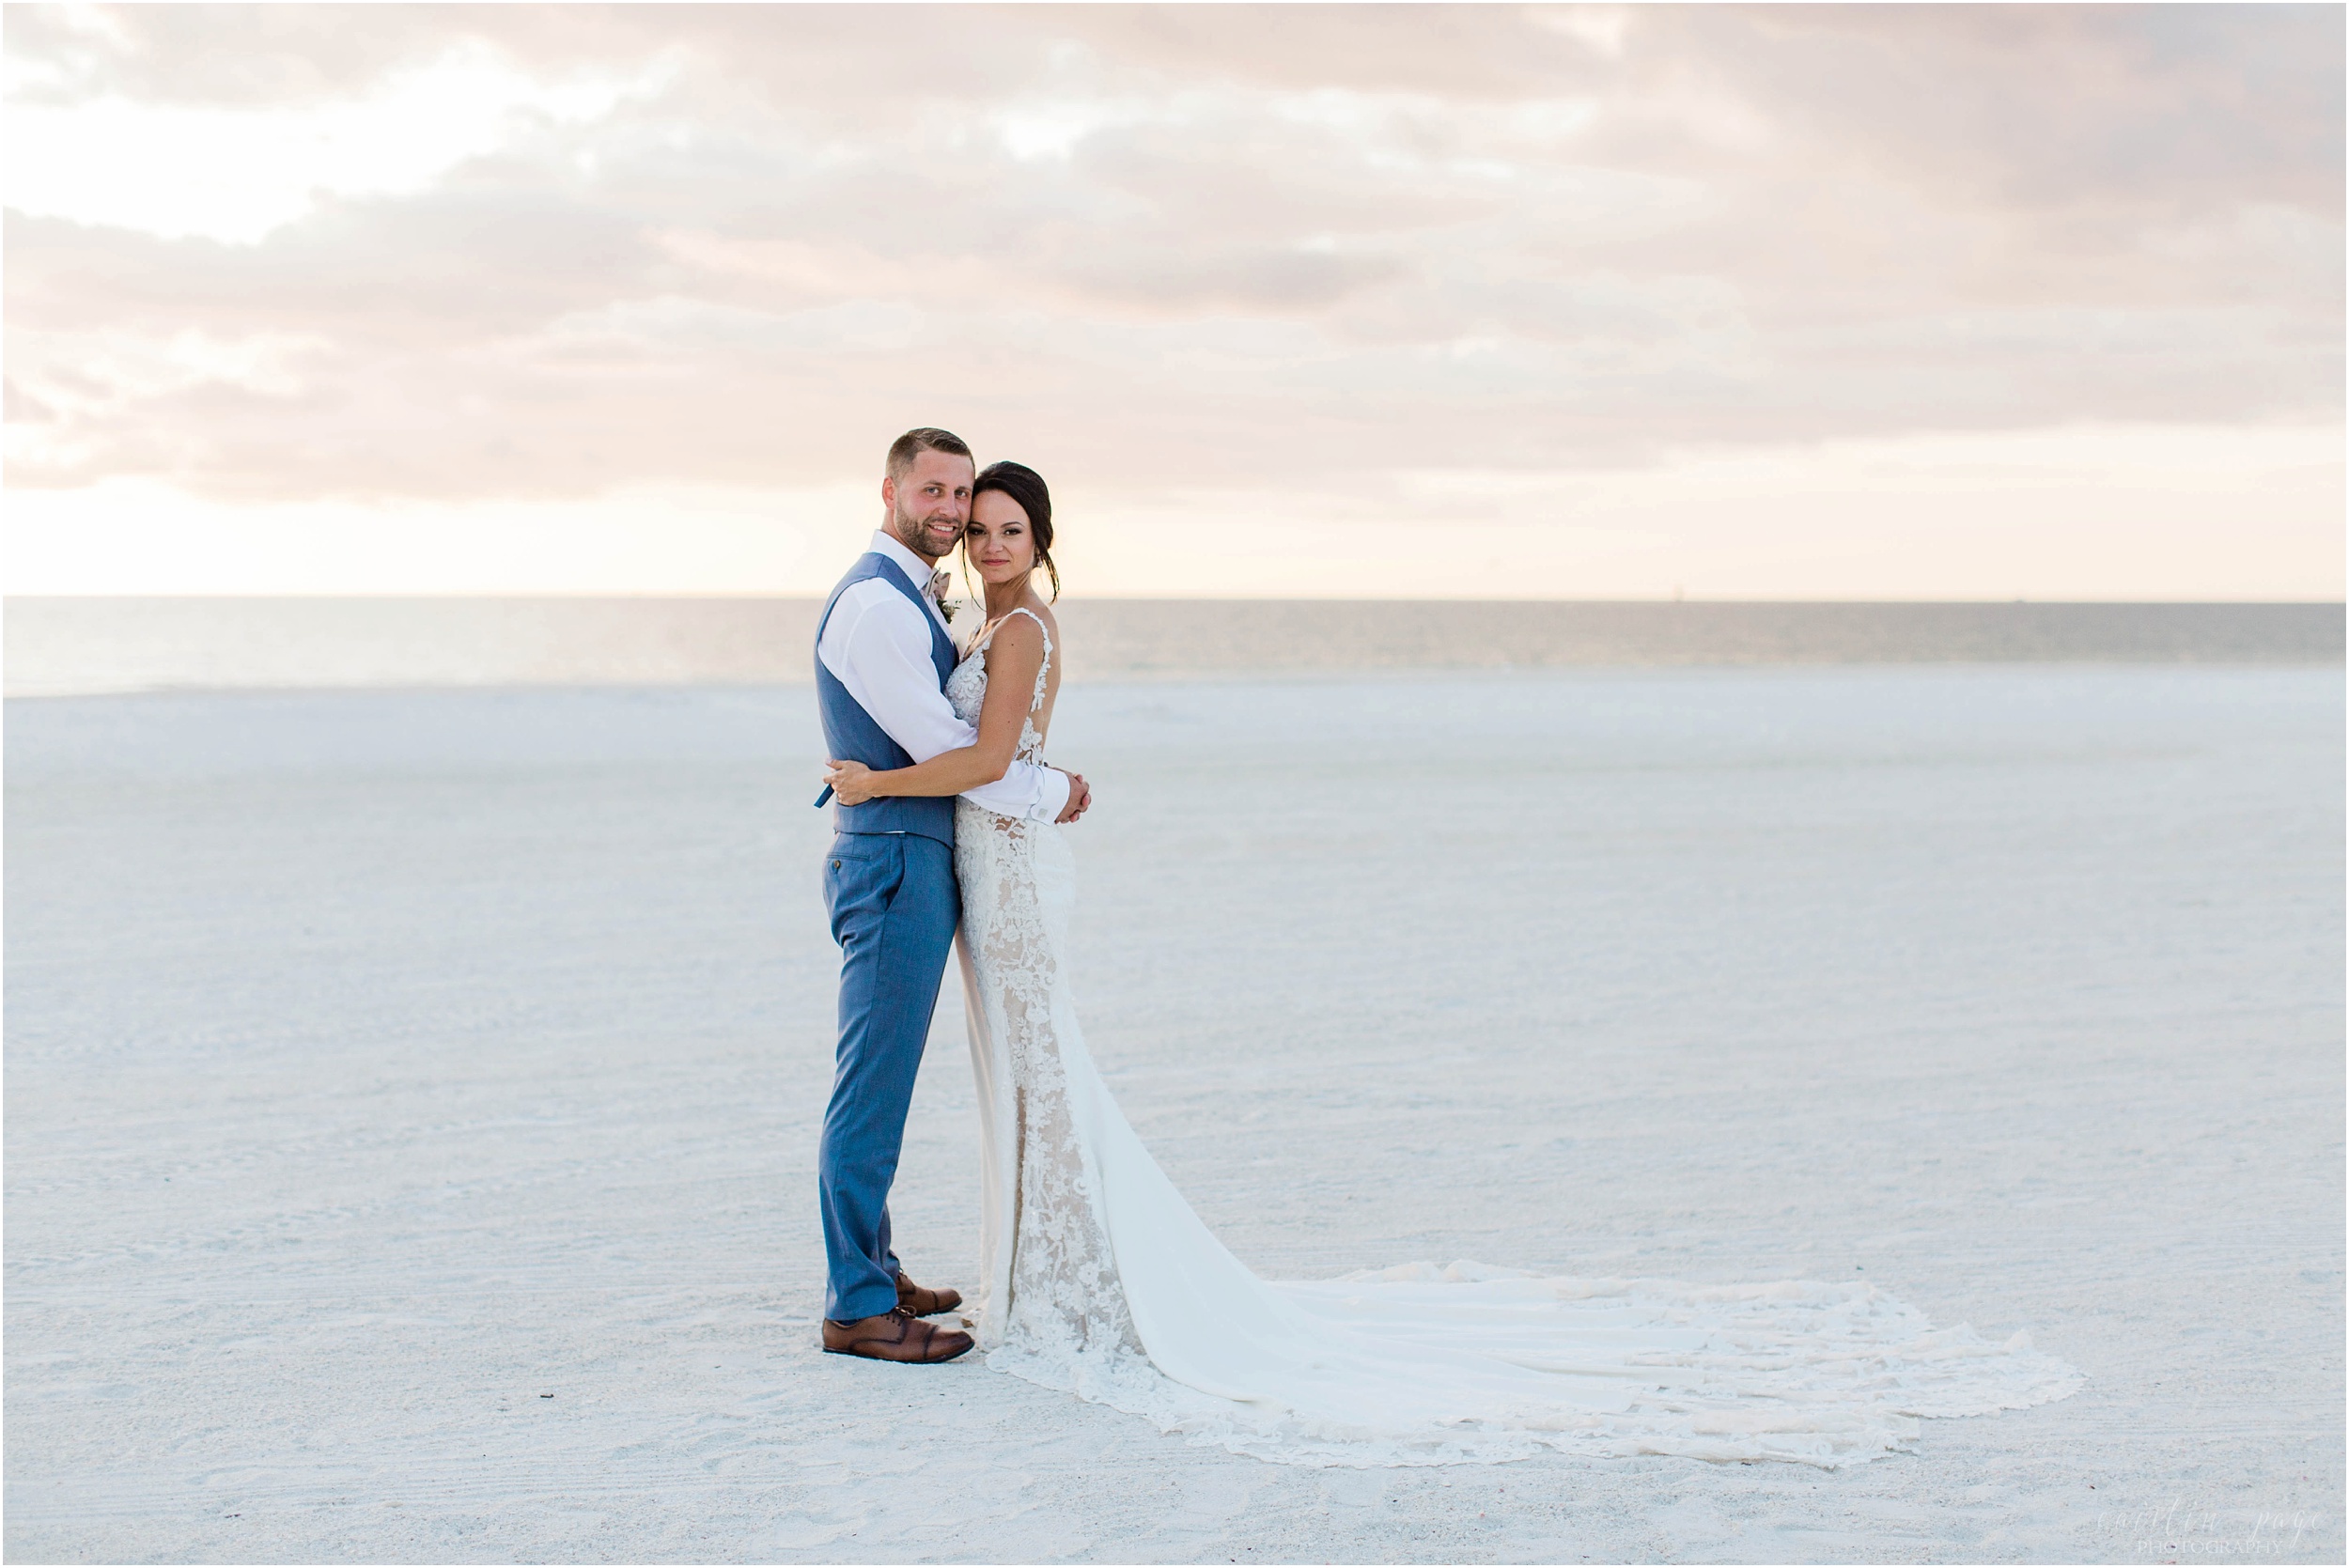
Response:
[886,427,972,481]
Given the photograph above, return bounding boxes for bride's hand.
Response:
[824,760,877,805]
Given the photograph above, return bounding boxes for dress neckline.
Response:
[968,604,1053,659]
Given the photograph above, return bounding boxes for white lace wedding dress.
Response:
[947,609,2080,1468]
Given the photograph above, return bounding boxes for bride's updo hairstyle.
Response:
[971,459,1060,601]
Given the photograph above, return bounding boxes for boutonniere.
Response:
[927,567,957,623]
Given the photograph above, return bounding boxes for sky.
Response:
[4,3,2341,599]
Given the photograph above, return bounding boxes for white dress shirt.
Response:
[817,531,1072,824]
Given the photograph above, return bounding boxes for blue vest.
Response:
[815,552,959,845]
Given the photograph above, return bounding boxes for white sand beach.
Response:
[6,666,2341,1562]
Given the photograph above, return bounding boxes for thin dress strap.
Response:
[973,605,1053,669]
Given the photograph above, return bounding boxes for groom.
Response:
[811,427,1090,1363]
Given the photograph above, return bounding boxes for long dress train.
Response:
[948,609,2080,1468]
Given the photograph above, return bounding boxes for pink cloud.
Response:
[4,3,2338,503]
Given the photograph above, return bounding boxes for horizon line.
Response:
[7,593,2344,608]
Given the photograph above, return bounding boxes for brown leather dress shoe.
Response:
[895,1271,964,1317]
[822,1307,974,1363]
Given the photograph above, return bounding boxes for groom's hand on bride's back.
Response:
[1055,771,1092,824]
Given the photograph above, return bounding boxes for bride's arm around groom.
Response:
[814,551,1078,820]
[824,611,1081,813]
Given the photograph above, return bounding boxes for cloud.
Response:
[2,2,2339,515]
[5,36,677,242]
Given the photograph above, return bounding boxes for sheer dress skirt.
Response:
[941,616,2079,1467]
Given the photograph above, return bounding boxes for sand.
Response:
[5,667,2341,1562]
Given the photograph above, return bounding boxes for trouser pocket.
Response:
[823,833,905,947]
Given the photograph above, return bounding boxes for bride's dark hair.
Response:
[969,459,1059,601]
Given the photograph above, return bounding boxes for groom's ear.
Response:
[879,474,897,509]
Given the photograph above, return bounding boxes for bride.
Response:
[819,460,2080,1468]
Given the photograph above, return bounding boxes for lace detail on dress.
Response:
[951,606,1051,766]
[948,611,1152,1397]
[946,606,2082,1468]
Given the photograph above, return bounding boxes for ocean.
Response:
[4,596,2339,696]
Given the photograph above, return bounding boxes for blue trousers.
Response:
[818,831,959,1323]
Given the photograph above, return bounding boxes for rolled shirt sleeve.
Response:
[817,581,1072,823]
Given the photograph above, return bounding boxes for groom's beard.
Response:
[893,503,959,562]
